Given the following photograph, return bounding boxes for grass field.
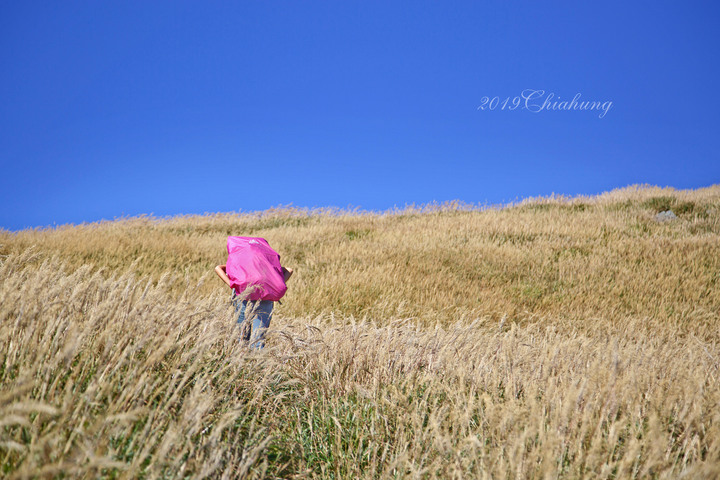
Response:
[1,184,719,478]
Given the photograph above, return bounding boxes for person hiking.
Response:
[214,237,293,350]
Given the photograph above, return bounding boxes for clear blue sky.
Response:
[2,1,719,230]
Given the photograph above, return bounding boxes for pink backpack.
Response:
[226,236,288,301]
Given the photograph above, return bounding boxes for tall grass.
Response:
[1,184,719,478]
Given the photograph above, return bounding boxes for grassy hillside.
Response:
[3,184,720,330]
[1,184,719,478]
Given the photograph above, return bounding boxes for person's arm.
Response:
[215,264,233,288]
[282,266,294,283]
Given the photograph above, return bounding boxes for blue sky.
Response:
[1,1,719,230]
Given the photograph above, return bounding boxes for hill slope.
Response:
[1,184,719,478]
[3,184,719,329]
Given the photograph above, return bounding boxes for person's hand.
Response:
[215,264,233,288]
[282,267,294,283]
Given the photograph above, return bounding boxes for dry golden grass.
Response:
[1,184,719,478]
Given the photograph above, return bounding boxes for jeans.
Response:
[233,295,274,350]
